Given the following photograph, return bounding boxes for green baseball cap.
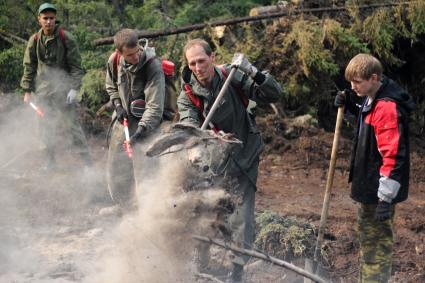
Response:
[38,3,57,14]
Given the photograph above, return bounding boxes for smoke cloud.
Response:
[1,89,234,282]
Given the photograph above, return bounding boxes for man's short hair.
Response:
[345,53,383,81]
[114,29,138,53]
[183,38,213,58]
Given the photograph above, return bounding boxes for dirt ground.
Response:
[255,114,425,283]
[1,99,424,282]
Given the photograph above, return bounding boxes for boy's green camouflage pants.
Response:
[357,203,395,283]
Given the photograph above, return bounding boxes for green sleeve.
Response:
[20,34,38,92]
[177,88,202,127]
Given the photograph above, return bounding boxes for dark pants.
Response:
[228,159,259,266]
[106,116,163,207]
[106,118,137,207]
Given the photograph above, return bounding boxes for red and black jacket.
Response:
[347,77,415,204]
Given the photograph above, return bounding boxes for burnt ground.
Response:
[1,94,424,282]
[256,114,425,283]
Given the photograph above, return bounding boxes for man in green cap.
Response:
[21,3,91,169]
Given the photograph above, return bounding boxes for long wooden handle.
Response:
[313,106,345,261]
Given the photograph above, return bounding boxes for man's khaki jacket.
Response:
[105,47,165,130]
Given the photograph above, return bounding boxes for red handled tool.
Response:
[123,118,133,158]
[28,102,44,117]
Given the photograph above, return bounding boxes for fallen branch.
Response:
[195,272,224,283]
[192,235,328,283]
[94,2,411,46]
[0,29,27,44]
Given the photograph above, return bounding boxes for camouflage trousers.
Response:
[357,203,396,283]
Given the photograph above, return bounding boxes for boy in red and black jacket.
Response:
[335,53,415,283]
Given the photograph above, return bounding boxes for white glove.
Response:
[231,53,258,77]
[66,89,78,105]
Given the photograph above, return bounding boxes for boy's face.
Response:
[38,11,56,36]
[185,44,215,87]
[350,74,380,97]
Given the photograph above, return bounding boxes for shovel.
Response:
[304,104,345,283]
[201,66,237,130]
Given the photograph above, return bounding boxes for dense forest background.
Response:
[1,0,425,137]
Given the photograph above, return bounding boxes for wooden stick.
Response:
[192,235,329,283]
[313,106,345,262]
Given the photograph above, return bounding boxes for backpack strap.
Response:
[112,50,121,79]
[58,27,66,48]
[183,83,219,133]
[184,83,204,113]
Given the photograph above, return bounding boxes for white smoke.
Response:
[1,90,235,282]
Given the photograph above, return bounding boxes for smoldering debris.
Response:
[92,123,244,282]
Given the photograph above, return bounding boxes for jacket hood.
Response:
[376,76,416,113]
[122,46,156,73]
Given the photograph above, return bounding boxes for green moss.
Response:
[255,211,316,260]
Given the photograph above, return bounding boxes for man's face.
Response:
[185,44,215,87]
[38,11,56,36]
[121,45,141,65]
[350,74,379,97]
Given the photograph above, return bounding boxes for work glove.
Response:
[66,89,79,105]
[334,90,346,107]
[129,125,146,145]
[231,53,258,77]
[374,200,392,221]
[115,104,127,124]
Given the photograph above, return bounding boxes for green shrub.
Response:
[362,9,402,65]
[407,0,425,37]
[0,45,25,88]
[80,69,109,112]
